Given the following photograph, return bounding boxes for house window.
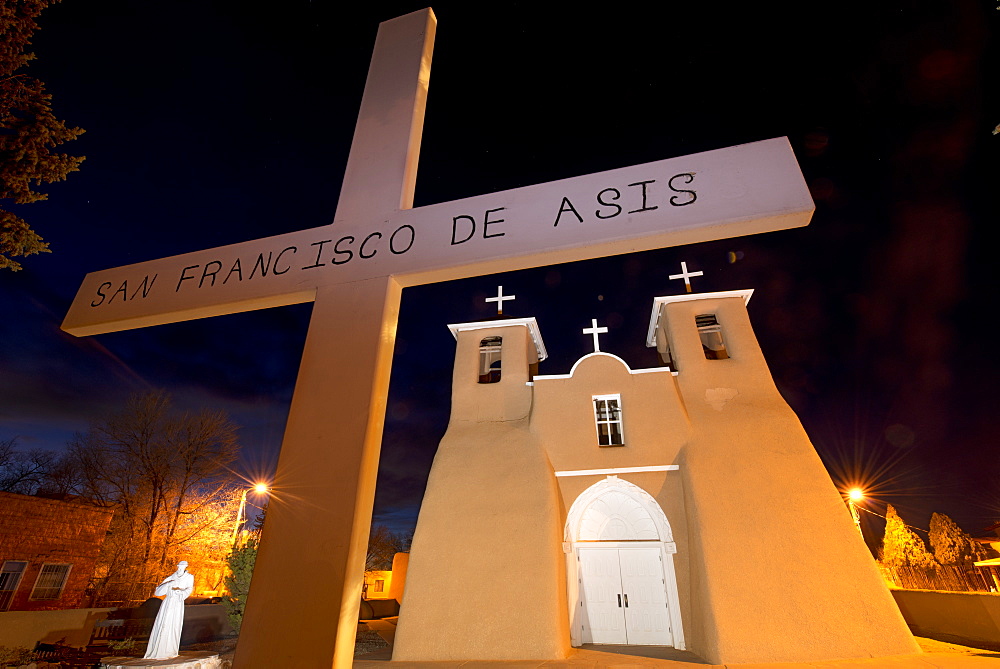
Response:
[696,314,729,360]
[478,336,502,383]
[0,561,28,611]
[373,579,385,593]
[30,563,71,600]
[593,394,624,447]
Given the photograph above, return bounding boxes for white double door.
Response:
[578,545,671,645]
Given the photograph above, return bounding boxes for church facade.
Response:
[393,290,918,664]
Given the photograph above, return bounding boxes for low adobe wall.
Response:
[891,588,1000,649]
[0,607,114,649]
[0,604,233,650]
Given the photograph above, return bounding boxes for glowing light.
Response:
[848,488,864,502]
[232,482,272,547]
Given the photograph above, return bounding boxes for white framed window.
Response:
[478,336,502,383]
[593,394,624,447]
[0,560,28,611]
[29,563,72,601]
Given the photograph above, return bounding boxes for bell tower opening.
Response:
[695,314,729,360]
[478,336,503,383]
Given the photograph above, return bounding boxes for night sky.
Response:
[0,1,996,547]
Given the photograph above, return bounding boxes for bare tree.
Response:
[0,436,56,494]
[365,525,410,572]
[68,391,241,605]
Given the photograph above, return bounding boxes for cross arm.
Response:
[387,137,813,287]
[62,137,812,337]
[61,226,329,336]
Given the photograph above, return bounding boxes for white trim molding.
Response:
[554,465,679,478]
[534,351,675,382]
[646,288,754,347]
[447,317,548,361]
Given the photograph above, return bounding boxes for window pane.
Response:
[609,418,622,440]
[31,564,70,600]
[0,561,27,610]
[593,395,624,447]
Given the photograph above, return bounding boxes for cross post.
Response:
[60,8,814,667]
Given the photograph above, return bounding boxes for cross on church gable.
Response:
[583,318,609,352]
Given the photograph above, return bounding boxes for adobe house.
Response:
[0,491,113,611]
[393,289,918,665]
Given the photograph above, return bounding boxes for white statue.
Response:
[143,561,195,660]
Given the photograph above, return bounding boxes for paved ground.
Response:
[353,621,1000,668]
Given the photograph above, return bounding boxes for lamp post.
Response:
[847,487,864,535]
[232,483,269,547]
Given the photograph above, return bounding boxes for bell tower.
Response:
[393,317,570,660]
[646,290,918,664]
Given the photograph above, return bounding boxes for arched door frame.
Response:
[564,475,685,649]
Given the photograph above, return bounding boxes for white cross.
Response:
[485,285,516,314]
[669,261,704,293]
[583,318,609,352]
[59,9,813,667]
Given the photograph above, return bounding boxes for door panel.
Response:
[578,548,626,644]
[577,546,672,646]
[619,548,671,645]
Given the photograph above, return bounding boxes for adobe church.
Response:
[393,287,918,665]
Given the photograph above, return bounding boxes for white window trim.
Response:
[593,393,624,447]
[29,563,72,601]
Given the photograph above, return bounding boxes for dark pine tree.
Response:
[1,0,84,270]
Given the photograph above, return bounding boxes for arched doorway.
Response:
[564,476,684,649]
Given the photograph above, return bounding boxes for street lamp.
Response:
[847,487,864,534]
[232,483,269,547]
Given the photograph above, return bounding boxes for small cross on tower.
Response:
[485,285,516,315]
[583,318,609,352]
[669,261,704,293]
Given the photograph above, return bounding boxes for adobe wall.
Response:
[0,607,114,649]
[0,491,114,611]
[0,604,234,650]
[891,588,1000,649]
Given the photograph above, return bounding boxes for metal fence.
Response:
[879,564,997,592]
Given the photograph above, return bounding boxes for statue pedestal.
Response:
[102,651,225,668]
